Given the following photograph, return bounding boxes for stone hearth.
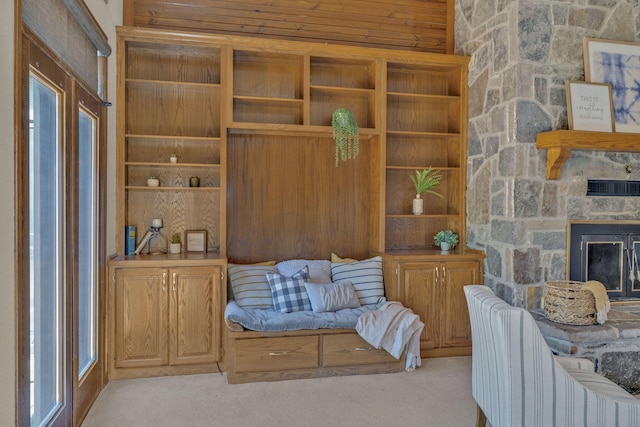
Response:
[533,305,640,393]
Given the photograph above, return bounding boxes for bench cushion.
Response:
[224,299,386,332]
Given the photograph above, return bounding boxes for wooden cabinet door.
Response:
[439,260,482,348]
[114,268,169,368]
[397,262,440,351]
[170,266,221,365]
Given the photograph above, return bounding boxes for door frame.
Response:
[16,29,107,427]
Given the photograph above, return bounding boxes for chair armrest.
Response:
[555,355,594,372]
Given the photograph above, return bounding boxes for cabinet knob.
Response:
[162,272,167,292]
[173,272,177,292]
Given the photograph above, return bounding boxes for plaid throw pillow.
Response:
[266,267,311,313]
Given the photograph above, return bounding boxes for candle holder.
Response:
[147,225,168,254]
[134,219,168,255]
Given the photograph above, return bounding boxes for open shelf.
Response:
[126,41,221,84]
[310,56,376,89]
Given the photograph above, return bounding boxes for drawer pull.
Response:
[268,351,288,356]
[355,347,373,351]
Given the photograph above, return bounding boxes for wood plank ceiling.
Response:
[124,0,454,54]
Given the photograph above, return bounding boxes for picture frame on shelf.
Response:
[584,38,640,133]
[565,81,615,132]
[185,230,207,252]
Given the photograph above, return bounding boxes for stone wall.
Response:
[455,0,640,308]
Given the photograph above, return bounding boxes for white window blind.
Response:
[22,0,111,97]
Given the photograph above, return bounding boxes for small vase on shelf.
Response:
[170,154,178,163]
[412,195,423,215]
[440,242,450,253]
[409,168,442,216]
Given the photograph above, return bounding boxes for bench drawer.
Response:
[322,333,398,367]
[234,336,319,373]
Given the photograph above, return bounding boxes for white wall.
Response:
[1,0,15,423]
[85,0,121,257]
[0,1,121,425]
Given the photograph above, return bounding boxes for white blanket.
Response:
[355,301,425,370]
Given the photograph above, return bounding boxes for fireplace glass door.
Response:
[578,234,640,299]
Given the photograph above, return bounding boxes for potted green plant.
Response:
[434,230,458,252]
[170,153,178,163]
[147,175,160,187]
[169,233,181,254]
[409,167,443,215]
[332,108,359,166]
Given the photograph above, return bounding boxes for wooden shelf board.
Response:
[536,130,640,179]
[386,130,460,138]
[310,85,375,94]
[386,214,457,218]
[109,252,226,267]
[126,162,220,168]
[125,186,220,191]
[386,166,459,171]
[228,124,379,137]
[233,95,304,105]
[126,78,220,88]
[387,92,460,102]
[125,134,221,141]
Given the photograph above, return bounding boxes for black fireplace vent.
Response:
[587,179,640,196]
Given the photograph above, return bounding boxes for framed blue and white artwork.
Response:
[584,38,640,133]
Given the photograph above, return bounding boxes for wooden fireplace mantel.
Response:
[536,130,640,180]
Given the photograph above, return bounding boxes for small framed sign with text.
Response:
[566,81,615,132]
[185,230,207,252]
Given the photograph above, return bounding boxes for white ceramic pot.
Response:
[169,243,181,254]
[170,156,177,163]
[412,195,423,215]
[147,178,160,187]
[440,242,450,253]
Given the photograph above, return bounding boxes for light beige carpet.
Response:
[82,356,476,427]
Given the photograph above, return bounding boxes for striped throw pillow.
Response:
[331,256,385,305]
[228,264,278,309]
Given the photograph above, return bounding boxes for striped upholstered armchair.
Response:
[464,285,640,427]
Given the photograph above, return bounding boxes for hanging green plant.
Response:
[332,108,359,166]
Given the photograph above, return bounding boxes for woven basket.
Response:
[543,281,597,325]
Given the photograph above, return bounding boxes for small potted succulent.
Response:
[147,175,160,187]
[169,233,181,254]
[434,230,458,253]
[409,167,443,215]
[170,153,178,163]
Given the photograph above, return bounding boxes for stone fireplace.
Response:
[569,221,640,300]
[455,0,640,308]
